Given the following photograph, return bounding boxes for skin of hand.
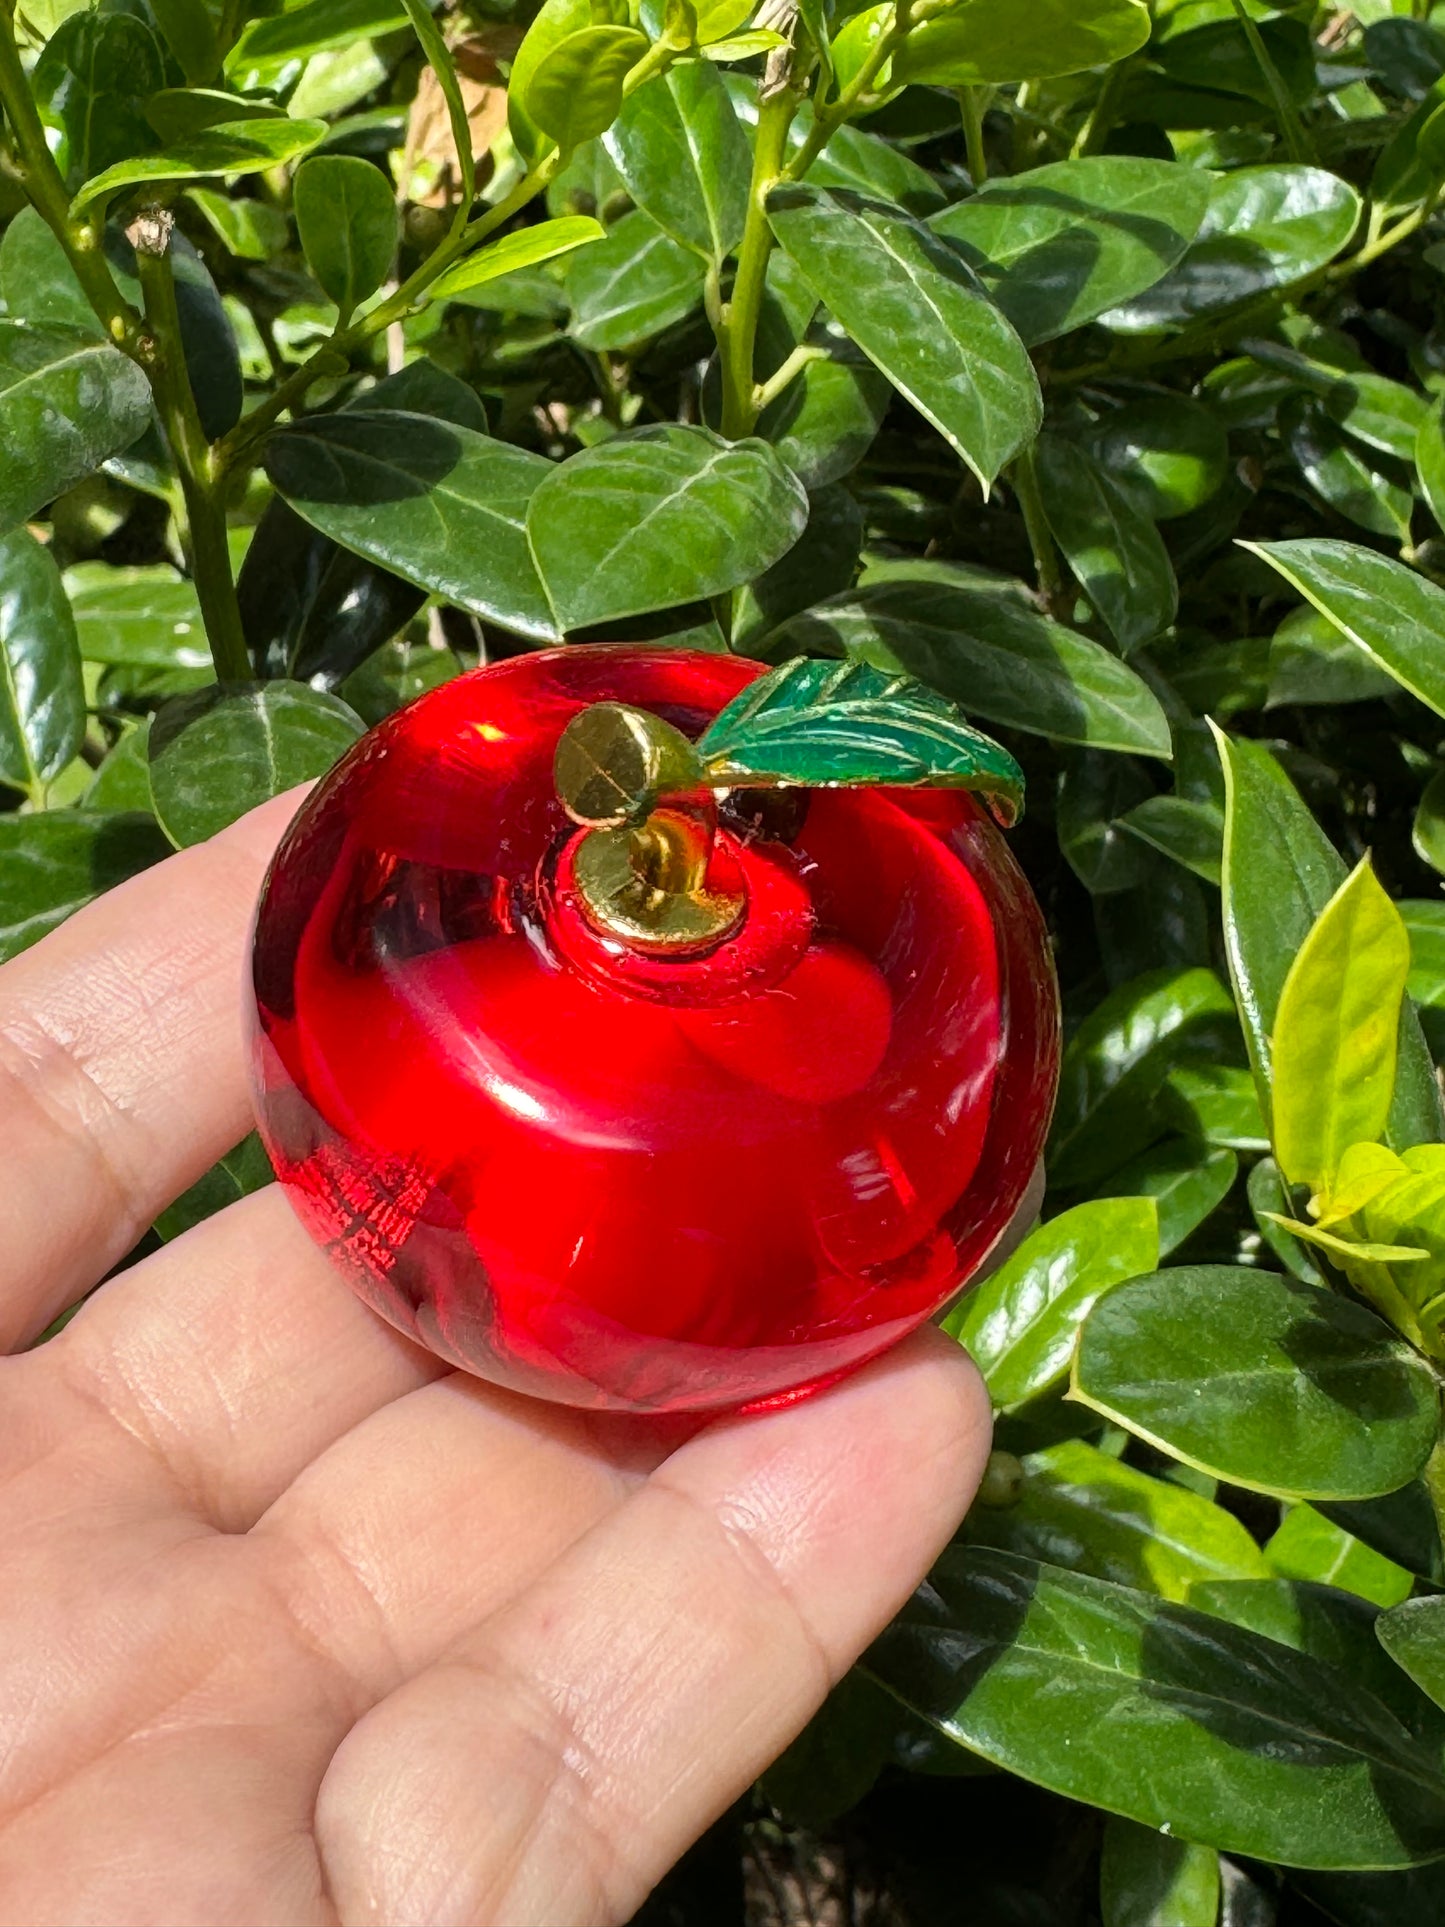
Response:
[0,792,993,1927]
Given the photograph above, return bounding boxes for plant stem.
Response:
[132,214,250,684]
[784,0,912,181]
[720,85,801,439]
[1010,448,1064,603]
[958,86,988,184]
[1071,55,1130,160]
[753,341,826,413]
[1424,1438,1445,1559]
[0,5,145,353]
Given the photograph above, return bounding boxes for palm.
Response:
[0,795,989,1927]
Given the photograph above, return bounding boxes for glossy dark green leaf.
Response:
[1371,76,1445,212]
[71,118,329,220]
[0,810,170,962]
[83,724,152,811]
[1101,1139,1238,1257]
[525,424,807,632]
[729,482,862,650]
[1103,168,1362,332]
[1057,750,1155,896]
[1267,1507,1414,1611]
[604,62,749,261]
[1244,341,1425,462]
[755,333,890,492]
[0,323,152,534]
[523,25,648,153]
[964,1438,1270,1600]
[928,159,1211,347]
[1192,1579,1443,1747]
[1101,1818,1220,1927]
[947,1196,1160,1410]
[757,1671,895,1831]
[868,1547,1445,1870]
[1035,435,1178,655]
[165,230,242,442]
[766,184,1041,491]
[264,410,558,641]
[770,572,1173,758]
[1402,899,1445,1008]
[1074,1267,1440,1501]
[1154,15,1316,109]
[894,0,1150,85]
[1049,969,1236,1189]
[1418,396,1445,538]
[148,682,365,848]
[566,208,706,350]
[1379,1597,1445,1712]
[796,111,945,218]
[145,89,288,143]
[1268,608,1399,709]
[293,156,397,318]
[229,0,408,67]
[32,11,165,192]
[0,527,85,795]
[697,658,1024,822]
[148,0,220,85]
[153,1132,271,1242]
[1119,795,1224,886]
[1244,540,1445,723]
[1087,394,1230,521]
[1161,1062,1267,1152]
[65,562,206,668]
[1283,400,1414,543]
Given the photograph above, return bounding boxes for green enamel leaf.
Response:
[696,658,1026,824]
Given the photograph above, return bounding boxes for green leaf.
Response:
[604,62,749,262]
[1192,1577,1444,1747]
[186,186,290,262]
[566,207,706,350]
[1243,340,1425,462]
[1034,435,1178,655]
[1048,968,1236,1189]
[1403,899,1445,1008]
[228,0,409,66]
[1162,1062,1268,1153]
[1418,397,1445,538]
[148,682,365,848]
[1213,726,1443,1155]
[64,562,206,668]
[894,0,1150,85]
[0,323,152,534]
[696,658,1025,824]
[1103,167,1362,332]
[868,1548,1445,1871]
[32,11,165,192]
[1379,1597,1445,1712]
[730,482,863,649]
[398,0,475,212]
[947,1196,1160,1409]
[145,88,288,143]
[1101,1140,1238,1257]
[71,118,329,221]
[1101,1818,1220,1927]
[1119,796,1223,886]
[766,184,1041,493]
[770,571,1172,759]
[523,25,649,153]
[525,424,807,632]
[1268,607,1400,710]
[1073,1267,1440,1502]
[1087,394,1230,522]
[928,158,1210,347]
[83,725,152,812]
[508,0,592,167]
[0,528,84,796]
[431,217,604,301]
[1272,862,1412,1194]
[1244,539,1445,724]
[1283,399,1415,543]
[1268,1506,1415,1610]
[264,410,559,641]
[293,155,397,318]
[0,207,98,333]
[965,1438,1271,1601]
[0,811,171,962]
[148,0,220,85]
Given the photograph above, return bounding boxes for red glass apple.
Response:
[248,646,1060,1413]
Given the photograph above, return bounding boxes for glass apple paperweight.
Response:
[248,647,1061,1414]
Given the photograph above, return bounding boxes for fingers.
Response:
[315,1329,991,1927]
[0,791,302,1351]
[13,1185,444,1530]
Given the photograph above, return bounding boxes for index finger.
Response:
[0,791,302,1351]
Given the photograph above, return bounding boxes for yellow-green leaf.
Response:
[1272,859,1411,1192]
[429,217,605,301]
[1313,1140,1409,1227]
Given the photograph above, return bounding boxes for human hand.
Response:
[0,795,992,1927]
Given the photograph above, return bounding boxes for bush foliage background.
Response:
[13,0,1445,1918]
